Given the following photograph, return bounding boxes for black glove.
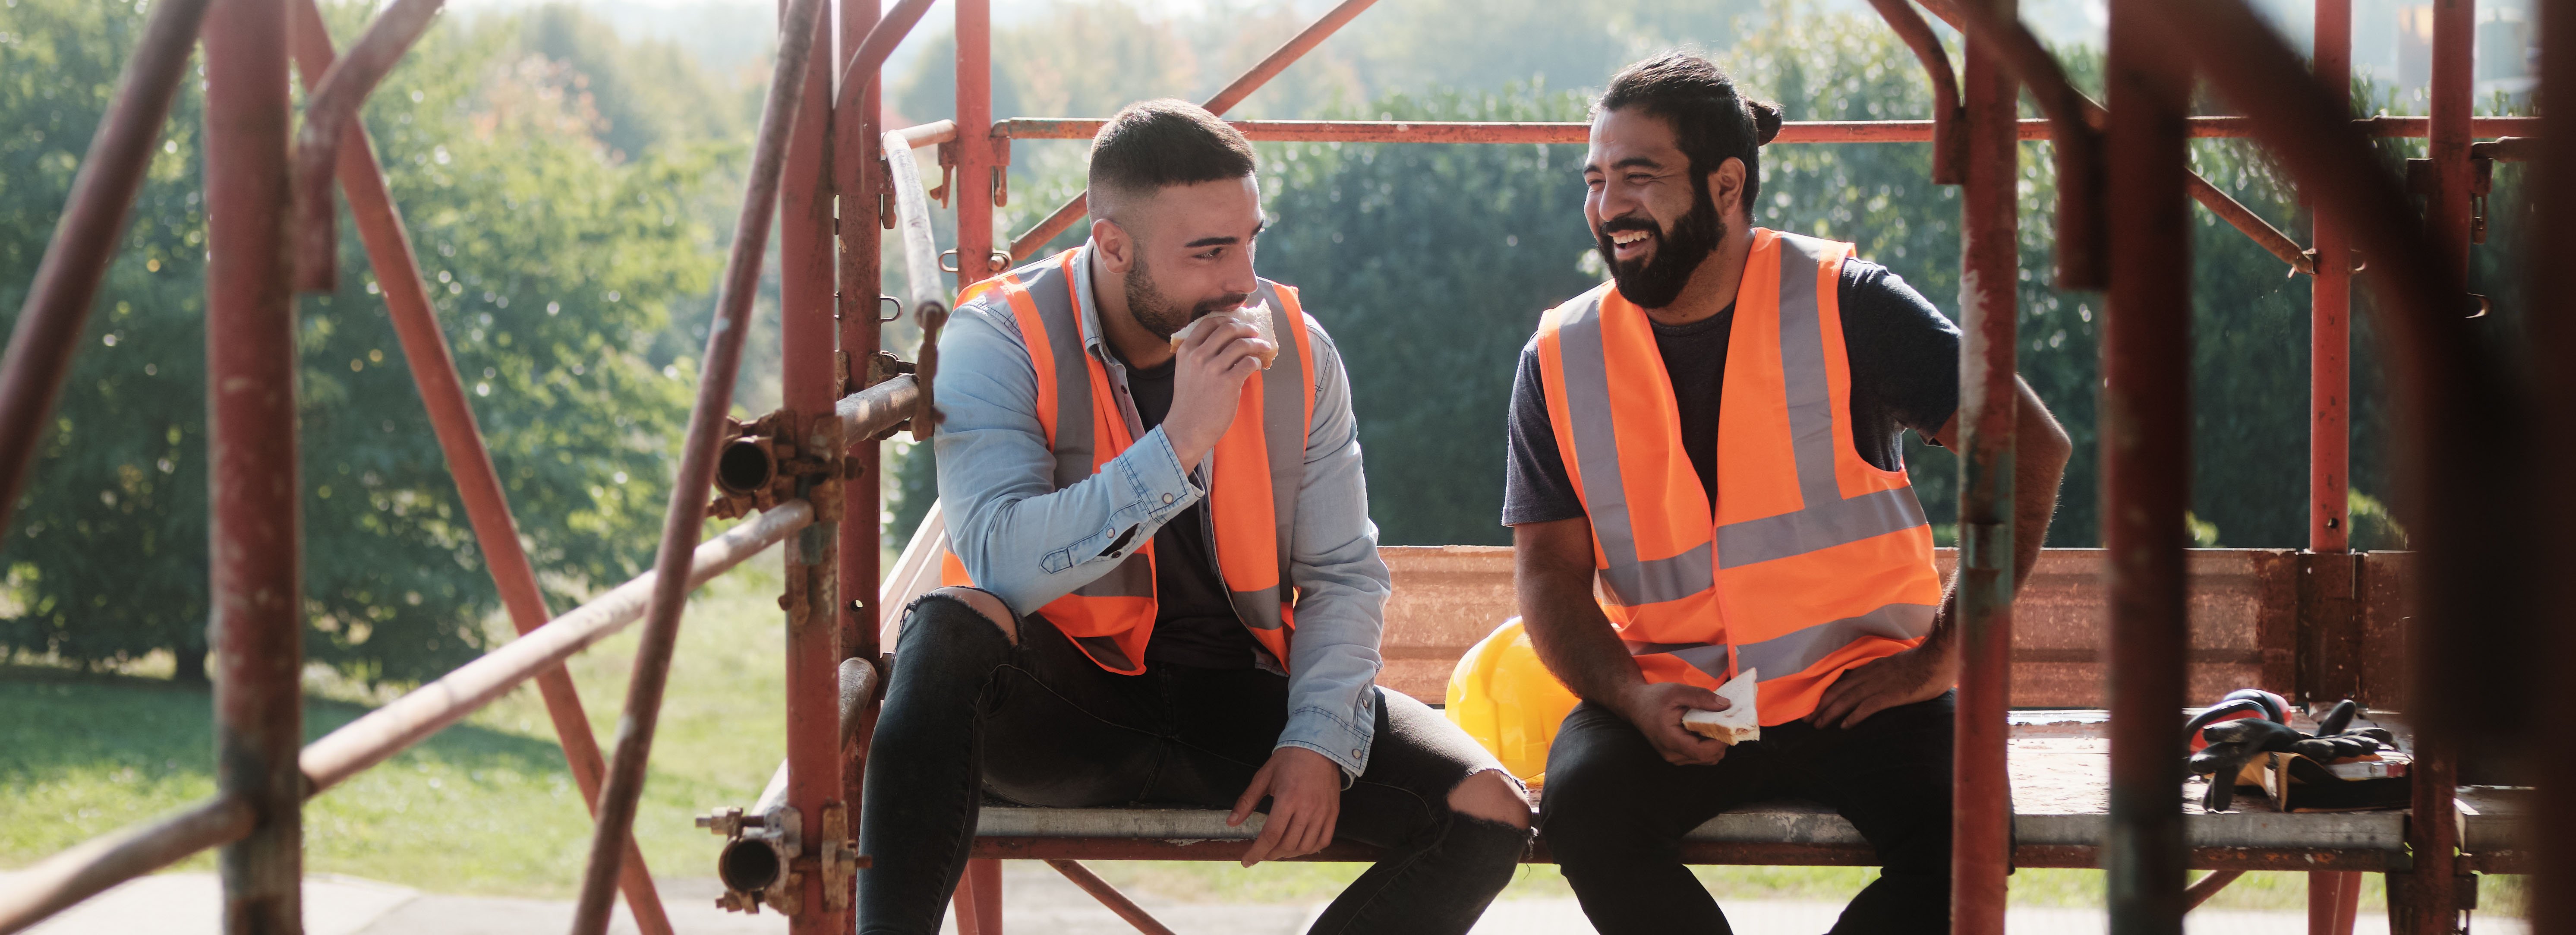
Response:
[2186,718,2302,811]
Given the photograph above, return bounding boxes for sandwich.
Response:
[1680,668,1760,745]
[1169,300,1277,369]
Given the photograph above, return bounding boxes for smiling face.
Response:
[1584,107,1744,309]
[1100,174,1265,340]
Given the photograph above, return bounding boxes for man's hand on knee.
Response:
[926,586,1017,645]
[1447,769,1533,830]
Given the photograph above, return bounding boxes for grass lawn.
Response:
[0,552,2513,915]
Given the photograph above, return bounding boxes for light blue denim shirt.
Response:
[931,242,1391,780]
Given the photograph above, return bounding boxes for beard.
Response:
[1595,176,1726,310]
[1126,252,1252,340]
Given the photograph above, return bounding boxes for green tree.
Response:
[0,0,720,683]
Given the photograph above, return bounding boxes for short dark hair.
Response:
[1597,52,1784,214]
[1087,99,1257,218]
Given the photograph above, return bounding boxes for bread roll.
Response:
[1680,668,1761,745]
[1169,300,1277,369]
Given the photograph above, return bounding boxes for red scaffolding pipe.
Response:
[568,0,829,927]
[779,0,845,923]
[280,4,675,929]
[1950,2,2019,930]
[2307,0,2361,927]
[2534,0,2576,926]
[832,0,887,916]
[2102,0,2193,931]
[0,0,211,541]
[287,0,444,294]
[203,0,305,928]
[953,0,996,286]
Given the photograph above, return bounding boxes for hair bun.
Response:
[1750,100,1784,145]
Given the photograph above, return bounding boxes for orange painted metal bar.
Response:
[0,0,211,542]
[203,0,307,928]
[2101,0,2194,930]
[281,4,674,929]
[1043,860,1178,935]
[1950,2,2019,931]
[287,0,443,293]
[568,0,829,926]
[1006,0,1380,261]
[778,0,845,924]
[955,0,995,286]
[1921,0,2104,287]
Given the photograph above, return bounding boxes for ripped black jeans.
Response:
[856,592,1529,935]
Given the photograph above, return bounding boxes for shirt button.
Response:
[1350,748,1364,758]
[1162,493,1176,504]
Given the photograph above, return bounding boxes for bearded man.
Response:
[854,99,1531,935]
[1507,53,2072,933]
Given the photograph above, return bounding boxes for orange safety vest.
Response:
[1533,228,1945,724]
[939,249,1318,675]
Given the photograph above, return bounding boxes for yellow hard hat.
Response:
[1444,617,1581,787]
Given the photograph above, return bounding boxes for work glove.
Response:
[2183,708,2392,812]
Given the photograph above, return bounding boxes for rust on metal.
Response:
[1864,0,1964,184]
[1042,861,1178,935]
[1006,0,1381,261]
[281,3,673,927]
[995,115,2535,145]
[778,0,847,921]
[288,0,445,292]
[204,0,306,928]
[2183,869,2244,910]
[2100,0,2194,928]
[1950,3,2019,929]
[0,0,211,539]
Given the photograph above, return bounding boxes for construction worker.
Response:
[1509,54,2072,933]
[857,100,1531,935]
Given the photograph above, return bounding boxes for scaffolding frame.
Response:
[0,0,2561,933]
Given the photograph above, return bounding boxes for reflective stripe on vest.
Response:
[1535,229,1945,723]
[941,249,1316,674]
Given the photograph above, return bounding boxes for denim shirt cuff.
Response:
[1125,426,1201,521]
[1278,706,1375,785]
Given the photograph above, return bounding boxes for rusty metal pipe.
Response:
[287,0,443,293]
[830,0,940,109]
[1921,0,2104,287]
[0,0,211,543]
[832,0,889,879]
[281,3,674,928]
[2183,869,2245,910]
[2529,0,2576,927]
[955,0,995,286]
[1951,5,2019,931]
[1006,0,1380,262]
[2185,174,2316,275]
[0,798,256,935]
[204,0,306,929]
[1865,0,1966,184]
[1043,860,1178,935]
[568,0,828,925]
[300,501,811,790]
[835,373,921,444]
[2099,0,2193,931]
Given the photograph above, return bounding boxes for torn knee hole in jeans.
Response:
[1447,767,1535,829]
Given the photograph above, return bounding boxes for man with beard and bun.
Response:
[855,99,1531,935]
[1507,53,2071,933]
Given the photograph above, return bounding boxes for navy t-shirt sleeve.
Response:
[1839,260,1963,447]
[1502,339,1585,526]
[1498,259,1964,530]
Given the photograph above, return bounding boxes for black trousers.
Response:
[1539,691,1958,935]
[856,593,1528,935]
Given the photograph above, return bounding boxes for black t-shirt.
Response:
[1502,259,1963,526]
[1123,359,1263,669]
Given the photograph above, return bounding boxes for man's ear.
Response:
[1709,157,1749,219]
[1091,217,1133,274]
